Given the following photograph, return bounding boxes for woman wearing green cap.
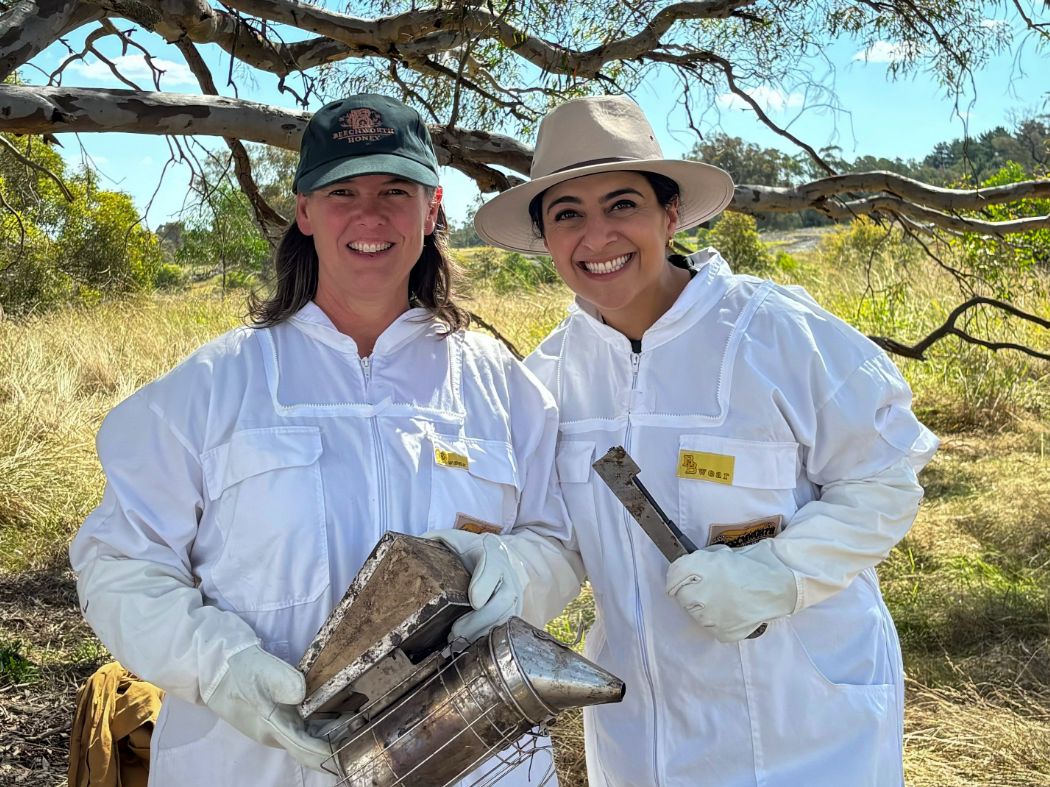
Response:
[432,95,939,786]
[69,94,578,786]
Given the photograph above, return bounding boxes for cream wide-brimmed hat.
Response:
[474,95,735,254]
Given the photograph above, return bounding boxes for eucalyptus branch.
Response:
[702,53,836,176]
[467,310,523,360]
[869,297,1050,361]
[175,39,287,242]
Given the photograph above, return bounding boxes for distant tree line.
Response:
[685,118,1050,231]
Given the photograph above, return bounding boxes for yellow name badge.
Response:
[677,450,735,485]
[435,448,469,470]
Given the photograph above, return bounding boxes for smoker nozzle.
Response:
[487,616,626,720]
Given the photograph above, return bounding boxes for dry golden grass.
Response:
[462,283,573,357]
[885,427,1050,784]
[0,294,241,572]
[904,678,1050,786]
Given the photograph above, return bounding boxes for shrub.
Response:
[465,248,559,293]
[222,269,256,290]
[815,216,922,272]
[957,162,1050,299]
[708,212,774,274]
[0,638,39,686]
[0,137,163,314]
[154,263,187,290]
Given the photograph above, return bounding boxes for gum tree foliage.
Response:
[0,0,1047,355]
[177,181,271,291]
[0,131,161,313]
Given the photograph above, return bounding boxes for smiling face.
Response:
[296,174,442,315]
[539,170,682,335]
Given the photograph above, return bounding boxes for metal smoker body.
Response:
[298,532,625,787]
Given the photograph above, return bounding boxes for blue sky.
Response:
[23,11,1049,228]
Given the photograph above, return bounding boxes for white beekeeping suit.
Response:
[522,250,938,787]
[70,303,576,787]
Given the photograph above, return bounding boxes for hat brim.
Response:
[295,153,439,193]
[474,159,735,254]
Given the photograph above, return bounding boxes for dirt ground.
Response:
[0,567,103,786]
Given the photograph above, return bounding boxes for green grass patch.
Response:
[0,638,40,686]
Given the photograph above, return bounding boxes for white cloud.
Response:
[715,85,804,114]
[68,55,197,87]
[852,40,913,64]
[980,19,1008,30]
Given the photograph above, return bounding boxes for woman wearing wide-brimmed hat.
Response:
[431,95,940,786]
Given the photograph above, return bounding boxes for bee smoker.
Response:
[297,532,625,787]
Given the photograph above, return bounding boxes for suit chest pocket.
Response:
[555,440,606,565]
[201,426,329,611]
[427,435,520,532]
[677,434,800,547]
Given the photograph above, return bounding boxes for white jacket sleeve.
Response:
[774,352,937,611]
[503,351,586,624]
[69,391,260,704]
[768,455,922,612]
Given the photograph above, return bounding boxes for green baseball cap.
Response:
[293,94,440,194]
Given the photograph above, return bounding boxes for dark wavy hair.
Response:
[527,170,681,239]
[248,191,468,332]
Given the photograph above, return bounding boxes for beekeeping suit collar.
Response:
[287,301,435,356]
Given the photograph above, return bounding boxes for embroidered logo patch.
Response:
[333,108,395,144]
[707,515,784,548]
[454,513,502,535]
[677,450,735,485]
[435,448,469,469]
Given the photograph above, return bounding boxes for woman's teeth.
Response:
[348,241,393,253]
[582,253,630,275]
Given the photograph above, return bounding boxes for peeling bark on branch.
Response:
[218,0,758,78]
[0,84,311,147]
[3,0,753,83]
[0,84,532,182]
[0,0,83,80]
[734,175,1050,236]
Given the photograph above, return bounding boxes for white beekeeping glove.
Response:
[425,528,584,643]
[666,544,799,643]
[205,645,332,770]
[75,553,331,771]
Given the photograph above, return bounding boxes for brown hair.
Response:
[248,194,468,332]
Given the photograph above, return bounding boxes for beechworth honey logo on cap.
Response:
[332,107,395,144]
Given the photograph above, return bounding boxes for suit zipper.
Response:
[361,356,388,534]
[624,350,662,785]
